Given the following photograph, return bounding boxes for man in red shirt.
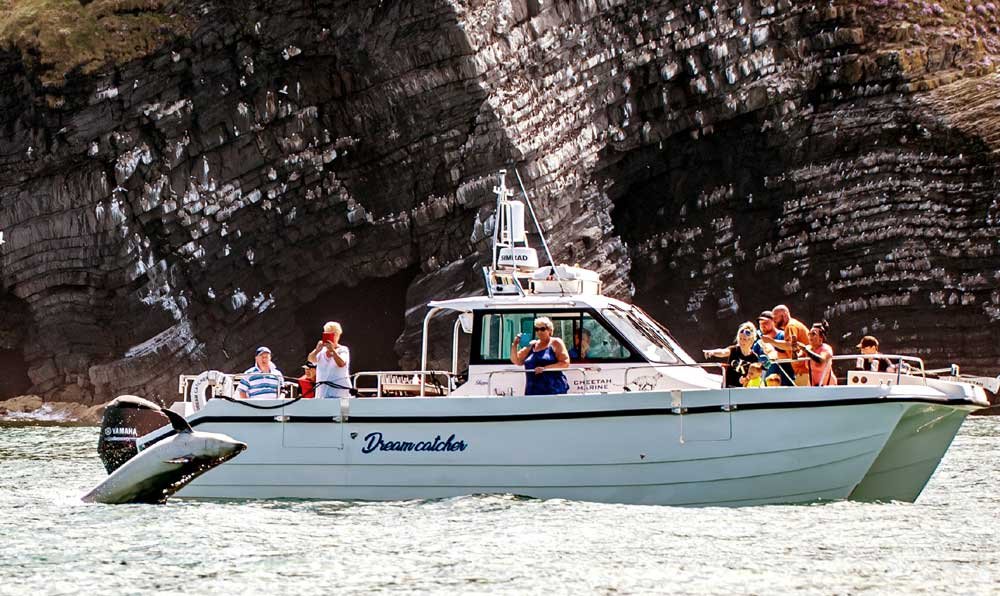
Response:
[297,362,317,398]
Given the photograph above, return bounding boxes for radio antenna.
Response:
[512,166,563,282]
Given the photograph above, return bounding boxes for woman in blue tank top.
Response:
[509,317,571,395]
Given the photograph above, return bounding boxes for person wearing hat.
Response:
[297,362,317,399]
[237,346,285,399]
[855,335,895,373]
[757,310,784,379]
[757,310,783,341]
[761,304,811,386]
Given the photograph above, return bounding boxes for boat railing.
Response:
[767,353,927,386]
[836,353,926,384]
[178,353,933,406]
[179,372,271,400]
[626,354,928,390]
[620,362,729,391]
[485,365,606,396]
[177,371,305,413]
[351,370,457,398]
[484,362,730,395]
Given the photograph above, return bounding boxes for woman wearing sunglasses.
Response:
[510,317,571,395]
[703,321,775,388]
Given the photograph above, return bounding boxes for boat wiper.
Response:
[604,305,678,364]
[627,305,695,363]
[623,306,671,349]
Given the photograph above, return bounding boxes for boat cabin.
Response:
[418,292,721,397]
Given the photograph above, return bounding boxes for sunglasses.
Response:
[534,326,549,332]
[739,329,754,337]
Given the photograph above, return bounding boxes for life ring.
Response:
[188,370,231,411]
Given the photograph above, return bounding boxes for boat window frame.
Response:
[623,303,697,364]
[470,307,647,365]
[600,304,691,365]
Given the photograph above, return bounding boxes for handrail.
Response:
[485,365,598,396]
[179,352,934,406]
[763,353,926,387]
[179,372,299,405]
[837,353,925,385]
[351,370,457,398]
[769,353,925,370]
[623,362,729,390]
[485,362,729,395]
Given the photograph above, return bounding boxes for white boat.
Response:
[102,171,991,506]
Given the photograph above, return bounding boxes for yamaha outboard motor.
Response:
[97,396,173,473]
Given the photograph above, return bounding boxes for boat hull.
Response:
[150,388,978,506]
[849,404,972,502]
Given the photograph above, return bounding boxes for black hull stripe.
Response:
[137,396,979,448]
[185,396,980,426]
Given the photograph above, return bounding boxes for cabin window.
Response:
[476,311,633,363]
[576,314,630,361]
[601,307,681,364]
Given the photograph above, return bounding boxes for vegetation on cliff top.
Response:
[1,0,998,89]
[0,0,194,86]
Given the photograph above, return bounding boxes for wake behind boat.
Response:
[95,171,991,506]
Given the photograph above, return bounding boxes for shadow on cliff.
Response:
[0,290,32,398]
[608,110,786,329]
[292,266,420,373]
[608,99,1000,373]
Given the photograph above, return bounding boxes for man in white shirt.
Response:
[308,321,352,398]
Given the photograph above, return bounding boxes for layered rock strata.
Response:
[0,0,998,403]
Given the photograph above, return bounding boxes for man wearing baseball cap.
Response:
[855,335,894,372]
[297,362,317,399]
[757,310,784,379]
[237,346,285,399]
[760,305,810,385]
[757,310,783,341]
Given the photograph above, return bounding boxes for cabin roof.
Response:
[427,293,625,313]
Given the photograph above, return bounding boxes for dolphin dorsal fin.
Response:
[163,408,193,434]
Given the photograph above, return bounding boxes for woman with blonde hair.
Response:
[703,321,776,388]
[510,316,570,395]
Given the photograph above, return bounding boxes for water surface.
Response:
[1,418,997,595]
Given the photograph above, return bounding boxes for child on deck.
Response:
[742,362,765,387]
[765,373,782,387]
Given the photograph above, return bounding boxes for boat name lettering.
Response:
[572,377,613,392]
[361,432,467,454]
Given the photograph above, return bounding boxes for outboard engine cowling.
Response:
[97,396,172,473]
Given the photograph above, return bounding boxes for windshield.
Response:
[627,305,697,364]
[601,307,683,364]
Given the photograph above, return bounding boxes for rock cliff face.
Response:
[0,0,998,403]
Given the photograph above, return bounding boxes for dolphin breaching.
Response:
[82,396,247,504]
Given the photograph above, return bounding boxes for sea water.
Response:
[1,418,997,595]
